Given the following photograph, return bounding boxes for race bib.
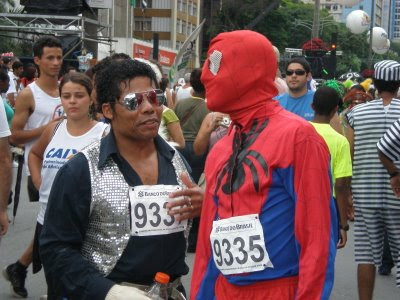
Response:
[210,214,273,275]
[129,185,188,236]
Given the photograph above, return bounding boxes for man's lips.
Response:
[139,118,159,126]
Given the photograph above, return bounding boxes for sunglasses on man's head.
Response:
[120,89,165,111]
[286,69,306,76]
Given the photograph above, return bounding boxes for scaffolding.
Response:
[0,12,114,58]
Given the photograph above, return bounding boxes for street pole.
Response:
[312,0,321,38]
[368,0,375,69]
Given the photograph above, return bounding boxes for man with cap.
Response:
[190,30,338,300]
[346,60,400,299]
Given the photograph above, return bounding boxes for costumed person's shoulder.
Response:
[275,107,312,127]
[273,109,325,145]
[204,130,233,178]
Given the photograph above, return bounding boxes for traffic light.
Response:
[330,32,338,78]
[330,32,338,57]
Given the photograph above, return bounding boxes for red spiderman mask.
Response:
[201,30,278,129]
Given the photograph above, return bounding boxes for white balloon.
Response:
[372,39,390,55]
[367,27,388,48]
[346,10,370,34]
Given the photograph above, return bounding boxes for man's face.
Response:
[285,63,309,93]
[34,47,63,78]
[0,78,10,93]
[25,66,37,80]
[103,76,163,142]
[15,66,24,77]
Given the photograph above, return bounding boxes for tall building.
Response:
[98,0,202,69]
[391,0,400,40]
[341,0,384,27]
[302,1,386,29]
[132,0,200,51]
[302,1,360,22]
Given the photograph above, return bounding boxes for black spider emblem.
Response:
[215,118,269,195]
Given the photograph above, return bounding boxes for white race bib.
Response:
[210,214,273,275]
[129,185,188,236]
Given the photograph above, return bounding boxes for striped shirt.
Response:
[377,119,400,162]
[347,98,400,209]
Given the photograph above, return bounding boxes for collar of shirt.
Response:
[98,129,175,168]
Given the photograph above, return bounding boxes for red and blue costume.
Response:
[190,31,338,300]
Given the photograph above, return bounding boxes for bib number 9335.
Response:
[210,214,273,275]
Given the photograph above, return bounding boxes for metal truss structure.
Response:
[0,13,114,57]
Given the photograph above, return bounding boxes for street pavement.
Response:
[0,172,398,299]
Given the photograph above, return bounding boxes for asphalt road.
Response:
[0,172,398,299]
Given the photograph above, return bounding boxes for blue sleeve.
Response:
[275,94,287,108]
[39,154,115,300]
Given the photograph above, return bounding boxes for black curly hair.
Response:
[33,36,62,58]
[92,54,132,78]
[95,59,158,112]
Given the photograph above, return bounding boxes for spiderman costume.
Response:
[190,31,338,300]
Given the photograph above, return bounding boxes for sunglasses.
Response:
[286,69,306,76]
[120,89,165,111]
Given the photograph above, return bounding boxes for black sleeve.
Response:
[39,153,114,300]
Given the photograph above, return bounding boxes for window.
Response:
[182,0,187,12]
[135,19,152,31]
[332,5,337,11]
[178,0,183,11]
[177,19,182,34]
[188,1,193,15]
[182,21,187,36]
[193,3,197,15]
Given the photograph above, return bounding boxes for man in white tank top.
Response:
[4,36,63,298]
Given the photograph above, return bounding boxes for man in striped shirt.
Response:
[378,119,400,197]
[346,60,400,300]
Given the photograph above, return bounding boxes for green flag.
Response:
[130,0,135,6]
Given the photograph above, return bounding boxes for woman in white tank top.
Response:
[28,73,109,226]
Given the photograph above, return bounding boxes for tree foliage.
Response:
[207,0,399,76]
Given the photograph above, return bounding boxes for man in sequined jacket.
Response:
[40,59,201,300]
[190,30,338,300]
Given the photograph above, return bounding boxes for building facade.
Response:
[341,0,384,27]
[302,0,360,22]
[391,0,400,40]
[98,0,201,69]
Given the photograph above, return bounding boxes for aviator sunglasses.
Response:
[120,89,166,111]
[286,69,306,76]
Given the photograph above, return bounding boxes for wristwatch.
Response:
[389,171,399,178]
[340,224,349,231]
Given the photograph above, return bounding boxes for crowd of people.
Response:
[0,31,399,300]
